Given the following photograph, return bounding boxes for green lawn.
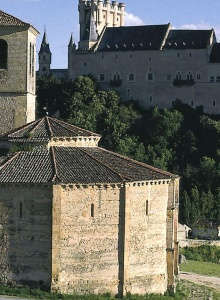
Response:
[180,260,220,277]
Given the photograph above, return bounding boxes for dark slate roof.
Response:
[163,29,213,49]
[97,24,170,51]
[209,43,220,63]
[0,10,29,27]
[0,146,175,184]
[0,117,100,143]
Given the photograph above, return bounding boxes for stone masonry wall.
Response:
[52,184,121,295]
[0,184,52,289]
[123,181,170,295]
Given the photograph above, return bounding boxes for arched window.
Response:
[196,72,201,80]
[32,44,35,77]
[113,71,121,81]
[0,39,8,70]
[147,73,154,81]
[99,73,105,81]
[187,71,193,81]
[176,72,182,81]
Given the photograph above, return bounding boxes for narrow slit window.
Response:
[146,200,149,215]
[20,203,23,218]
[91,203,94,218]
[0,39,8,70]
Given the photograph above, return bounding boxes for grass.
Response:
[180,259,220,277]
[0,283,188,300]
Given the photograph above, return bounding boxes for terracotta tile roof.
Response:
[0,146,175,184]
[0,117,100,143]
[0,10,30,27]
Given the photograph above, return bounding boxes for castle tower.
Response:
[78,0,125,50]
[38,30,52,77]
[0,10,39,134]
[68,34,76,79]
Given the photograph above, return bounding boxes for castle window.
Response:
[196,72,201,80]
[102,55,104,59]
[130,54,133,59]
[83,62,87,67]
[116,55,118,59]
[149,95,153,102]
[210,76,215,83]
[130,96,134,100]
[167,75,171,80]
[191,100,194,107]
[43,55,45,62]
[42,67,46,72]
[128,73,135,81]
[189,53,192,57]
[176,72,182,80]
[99,73,105,81]
[187,72,193,81]
[213,100,216,107]
[177,53,180,57]
[147,73,154,81]
[113,71,121,81]
[127,88,130,93]
[149,57,151,61]
[91,203,94,218]
[216,76,220,83]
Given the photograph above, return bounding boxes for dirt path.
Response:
[180,271,220,292]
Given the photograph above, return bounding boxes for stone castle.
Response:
[0,6,179,296]
[39,0,220,114]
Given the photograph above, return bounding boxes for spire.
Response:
[89,11,98,41]
[68,33,74,47]
[39,30,51,54]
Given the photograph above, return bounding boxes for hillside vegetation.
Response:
[37,75,220,226]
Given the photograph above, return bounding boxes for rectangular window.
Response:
[20,203,23,218]
[213,100,216,107]
[210,76,215,83]
[216,76,220,83]
[191,100,194,107]
[167,75,171,80]
[99,74,105,81]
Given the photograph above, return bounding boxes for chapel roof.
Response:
[163,29,213,49]
[0,10,38,32]
[0,117,177,184]
[97,24,170,51]
[0,147,175,184]
[0,116,100,143]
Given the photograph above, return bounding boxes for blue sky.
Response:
[1,0,220,68]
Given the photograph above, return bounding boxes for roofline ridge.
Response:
[46,116,54,137]
[80,148,128,181]
[50,146,62,183]
[0,151,21,171]
[49,117,100,137]
[5,119,39,137]
[99,147,177,178]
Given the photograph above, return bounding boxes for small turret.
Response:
[68,34,76,79]
[38,30,52,77]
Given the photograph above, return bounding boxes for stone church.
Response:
[0,7,179,296]
[0,10,39,135]
[39,0,220,114]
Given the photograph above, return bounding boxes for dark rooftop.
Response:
[0,117,100,143]
[97,24,170,51]
[0,146,175,184]
[209,43,220,63]
[163,29,213,49]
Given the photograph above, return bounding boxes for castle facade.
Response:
[39,0,220,114]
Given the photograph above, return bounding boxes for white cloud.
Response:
[124,12,144,26]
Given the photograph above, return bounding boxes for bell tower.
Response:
[0,10,39,134]
[38,30,52,77]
